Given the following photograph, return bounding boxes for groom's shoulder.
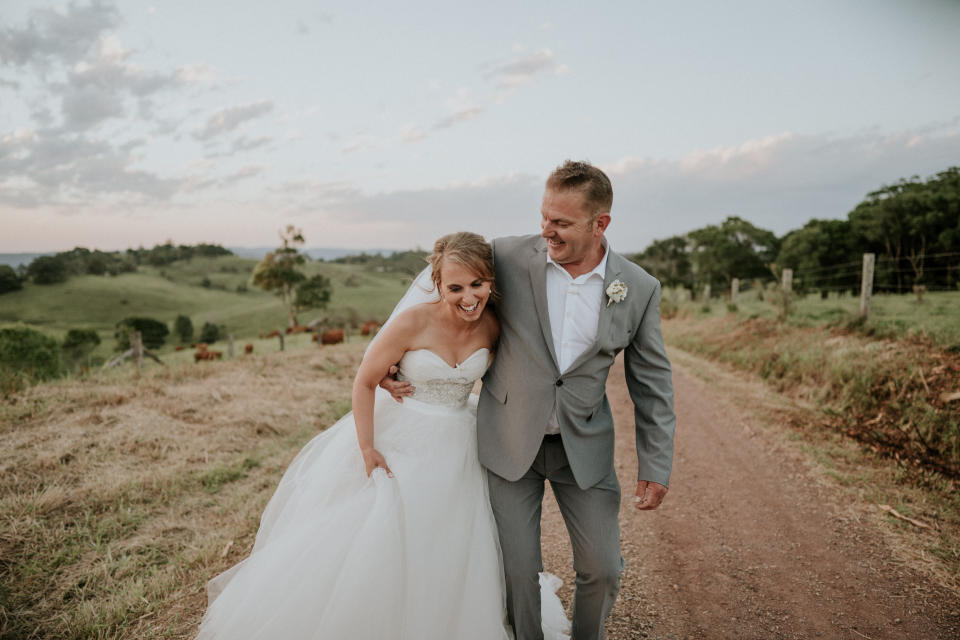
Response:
[612,250,660,291]
[492,234,540,261]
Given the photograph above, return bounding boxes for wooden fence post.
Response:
[131,331,143,370]
[781,269,793,293]
[860,253,875,318]
[227,333,235,359]
[278,332,285,352]
[731,278,739,303]
[703,284,711,302]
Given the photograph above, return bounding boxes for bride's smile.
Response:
[439,258,492,323]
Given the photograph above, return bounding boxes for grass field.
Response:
[0,338,368,639]
[0,256,413,363]
[664,287,960,349]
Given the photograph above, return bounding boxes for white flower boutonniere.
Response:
[606,279,628,307]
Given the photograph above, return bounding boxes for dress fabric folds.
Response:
[195,348,569,640]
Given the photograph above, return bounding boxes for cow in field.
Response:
[194,350,223,362]
[244,343,254,355]
[320,329,345,345]
[360,321,380,336]
[286,325,311,335]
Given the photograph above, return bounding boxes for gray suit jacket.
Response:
[477,235,676,490]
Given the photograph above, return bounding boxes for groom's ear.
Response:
[593,213,611,235]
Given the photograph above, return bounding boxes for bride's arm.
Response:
[351,310,421,476]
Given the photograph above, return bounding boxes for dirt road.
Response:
[539,350,960,639]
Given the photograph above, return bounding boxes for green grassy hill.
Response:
[665,287,960,349]
[0,256,414,361]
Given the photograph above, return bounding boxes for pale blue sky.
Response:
[1,0,958,252]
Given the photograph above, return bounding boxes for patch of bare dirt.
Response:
[539,352,960,639]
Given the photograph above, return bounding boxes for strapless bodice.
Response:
[396,348,490,407]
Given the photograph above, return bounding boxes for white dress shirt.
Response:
[544,241,608,434]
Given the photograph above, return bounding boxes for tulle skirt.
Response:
[195,391,569,640]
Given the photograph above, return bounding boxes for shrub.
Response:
[199,322,222,344]
[173,314,194,343]
[27,255,68,285]
[0,327,62,393]
[0,265,23,294]
[200,277,212,288]
[62,329,101,371]
[115,317,169,351]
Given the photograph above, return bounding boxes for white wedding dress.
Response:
[195,347,570,640]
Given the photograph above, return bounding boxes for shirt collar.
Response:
[546,236,609,282]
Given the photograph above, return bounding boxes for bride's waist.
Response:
[375,388,476,416]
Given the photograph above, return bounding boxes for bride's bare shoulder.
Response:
[387,302,436,333]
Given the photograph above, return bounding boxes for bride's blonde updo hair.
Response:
[428,232,497,301]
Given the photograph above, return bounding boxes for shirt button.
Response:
[555,379,563,387]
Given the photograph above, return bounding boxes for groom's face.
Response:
[540,188,609,272]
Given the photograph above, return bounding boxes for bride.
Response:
[195,232,569,639]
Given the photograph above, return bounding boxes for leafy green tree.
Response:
[252,226,308,327]
[115,317,169,351]
[27,255,69,284]
[687,216,779,290]
[632,236,693,289]
[294,274,333,315]
[0,327,62,392]
[0,265,23,294]
[62,329,101,371]
[199,322,222,344]
[174,315,194,343]
[776,219,858,296]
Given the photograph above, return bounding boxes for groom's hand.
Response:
[634,480,667,510]
[379,365,414,402]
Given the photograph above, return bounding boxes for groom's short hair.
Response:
[545,160,613,220]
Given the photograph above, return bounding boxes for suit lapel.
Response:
[528,242,560,372]
[566,249,623,373]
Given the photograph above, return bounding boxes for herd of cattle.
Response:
[179,320,381,363]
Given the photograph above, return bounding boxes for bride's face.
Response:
[439,258,492,322]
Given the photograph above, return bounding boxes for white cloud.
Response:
[0,1,120,68]
[432,88,484,130]
[0,127,181,207]
[193,100,274,141]
[253,122,960,252]
[484,48,559,88]
[399,125,427,143]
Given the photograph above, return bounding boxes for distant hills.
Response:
[0,247,394,268]
[0,253,52,268]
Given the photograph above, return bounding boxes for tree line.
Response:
[0,242,233,293]
[632,166,960,295]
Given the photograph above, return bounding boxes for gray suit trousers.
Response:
[487,435,624,640]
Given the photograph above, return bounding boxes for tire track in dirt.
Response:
[539,351,960,639]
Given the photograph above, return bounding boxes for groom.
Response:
[478,160,675,640]
[385,160,675,640]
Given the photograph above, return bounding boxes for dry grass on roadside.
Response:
[0,341,365,640]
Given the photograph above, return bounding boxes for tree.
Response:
[0,265,23,294]
[115,317,169,350]
[687,217,779,290]
[294,274,333,316]
[199,322,222,344]
[174,315,194,344]
[27,255,69,285]
[62,329,101,371]
[849,168,960,292]
[0,327,62,392]
[776,219,857,296]
[252,226,308,327]
[632,236,693,289]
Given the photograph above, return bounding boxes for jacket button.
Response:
[555,379,563,387]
